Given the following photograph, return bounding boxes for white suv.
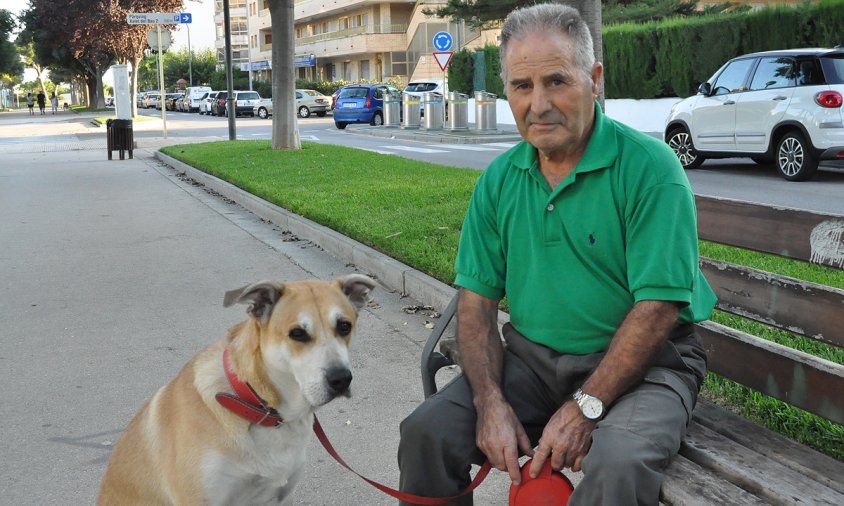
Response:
[665,48,844,181]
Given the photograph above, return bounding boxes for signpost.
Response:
[127,13,192,138]
[432,32,454,127]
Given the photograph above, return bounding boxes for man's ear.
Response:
[337,274,376,310]
[224,281,284,321]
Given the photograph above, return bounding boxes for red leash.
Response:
[313,415,492,505]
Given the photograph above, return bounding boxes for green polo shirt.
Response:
[455,103,716,355]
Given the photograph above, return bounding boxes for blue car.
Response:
[333,84,400,129]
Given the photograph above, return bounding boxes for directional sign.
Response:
[433,51,453,72]
[432,31,453,52]
[127,12,191,25]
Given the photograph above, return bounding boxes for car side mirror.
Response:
[698,82,712,96]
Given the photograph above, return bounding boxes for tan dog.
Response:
[98,275,376,505]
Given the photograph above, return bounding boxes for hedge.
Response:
[446,0,844,99]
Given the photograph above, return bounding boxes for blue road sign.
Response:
[432,31,453,52]
[180,13,192,24]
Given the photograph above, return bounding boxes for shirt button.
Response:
[546,203,555,212]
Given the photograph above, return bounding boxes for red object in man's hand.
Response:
[509,458,574,505]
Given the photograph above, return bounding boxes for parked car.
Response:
[199,91,218,115]
[142,93,160,109]
[331,85,350,110]
[183,86,212,112]
[211,91,229,116]
[253,89,331,119]
[665,48,844,181]
[402,79,445,115]
[333,84,401,129]
[226,90,262,117]
[162,93,182,111]
[175,95,188,112]
[136,92,147,108]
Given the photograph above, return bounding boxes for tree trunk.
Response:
[130,56,141,117]
[568,0,604,106]
[269,0,300,150]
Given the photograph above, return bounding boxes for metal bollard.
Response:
[401,93,421,129]
[474,91,497,132]
[383,91,401,127]
[422,92,443,130]
[447,92,469,131]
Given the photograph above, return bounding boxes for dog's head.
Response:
[223,274,375,407]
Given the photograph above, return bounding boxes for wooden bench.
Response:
[421,195,844,505]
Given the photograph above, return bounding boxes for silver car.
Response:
[253,89,331,119]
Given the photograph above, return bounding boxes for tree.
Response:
[0,9,23,79]
[268,0,299,150]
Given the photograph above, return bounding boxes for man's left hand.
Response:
[529,400,595,475]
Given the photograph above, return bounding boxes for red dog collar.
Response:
[215,347,283,427]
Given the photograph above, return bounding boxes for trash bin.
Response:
[383,90,401,127]
[401,93,421,129]
[474,91,497,132]
[106,118,134,160]
[447,92,469,131]
[422,92,443,130]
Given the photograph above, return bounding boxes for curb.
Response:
[154,151,461,312]
[345,125,523,144]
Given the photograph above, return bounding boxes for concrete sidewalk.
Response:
[0,108,530,505]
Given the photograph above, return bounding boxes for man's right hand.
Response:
[475,393,534,484]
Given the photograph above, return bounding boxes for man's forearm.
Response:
[456,288,506,408]
[581,300,680,406]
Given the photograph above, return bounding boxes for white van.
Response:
[184,86,212,112]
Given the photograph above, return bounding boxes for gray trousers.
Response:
[398,323,706,506]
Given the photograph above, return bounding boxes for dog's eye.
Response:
[336,320,353,336]
[289,328,310,342]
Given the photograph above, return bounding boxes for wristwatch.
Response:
[573,388,605,420]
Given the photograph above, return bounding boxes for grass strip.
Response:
[161,140,843,460]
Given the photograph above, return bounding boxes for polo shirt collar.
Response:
[510,101,618,176]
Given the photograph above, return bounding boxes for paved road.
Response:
[0,109,514,505]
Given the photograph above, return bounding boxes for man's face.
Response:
[503,31,602,157]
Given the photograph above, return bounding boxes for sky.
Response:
[0,0,217,83]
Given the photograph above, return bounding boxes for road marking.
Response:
[360,148,396,155]
[480,142,518,149]
[300,135,320,141]
[426,144,499,151]
[380,145,449,154]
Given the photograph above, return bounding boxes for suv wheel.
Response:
[666,127,704,170]
[298,106,310,118]
[776,131,818,181]
[370,112,383,127]
[257,107,269,119]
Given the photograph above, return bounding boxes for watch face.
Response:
[582,397,603,419]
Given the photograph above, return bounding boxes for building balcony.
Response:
[294,0,416,24]
[296,23,407,45]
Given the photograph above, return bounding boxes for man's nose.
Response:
[530,87,553,115]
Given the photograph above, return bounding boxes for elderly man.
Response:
[397,4,716,505]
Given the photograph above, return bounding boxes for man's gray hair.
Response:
[499,3,595,81]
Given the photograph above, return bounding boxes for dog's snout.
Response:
[326,367,352,394]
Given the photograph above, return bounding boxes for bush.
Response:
[448,49,474,95]
[482,44,504,98]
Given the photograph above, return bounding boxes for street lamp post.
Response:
[187,23,192,86]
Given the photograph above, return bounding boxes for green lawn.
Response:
[160,140,843,460]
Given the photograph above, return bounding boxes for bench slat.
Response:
[661,454,770,506]
[696,320,844,424]
[693,401,844,495]
[700,258,844,348]
[696,195,844,269]
[680,421,844,505]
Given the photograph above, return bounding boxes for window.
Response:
[264,33,272,45]
[749,57,795,90]
[819,56,844,84]
[712,58,755,95]
[343,61,352,81]
[360,60,370,80]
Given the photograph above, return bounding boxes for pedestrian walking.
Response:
[26,93,34,115]
[37,91,46,115]
[50,92,58,114]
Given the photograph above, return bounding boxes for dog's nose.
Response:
[326,367,352,394]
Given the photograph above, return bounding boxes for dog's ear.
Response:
[337,274,376,310]
[224,281,283,321]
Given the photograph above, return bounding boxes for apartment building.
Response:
[218,0,495,86]
[213,0,250,70]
